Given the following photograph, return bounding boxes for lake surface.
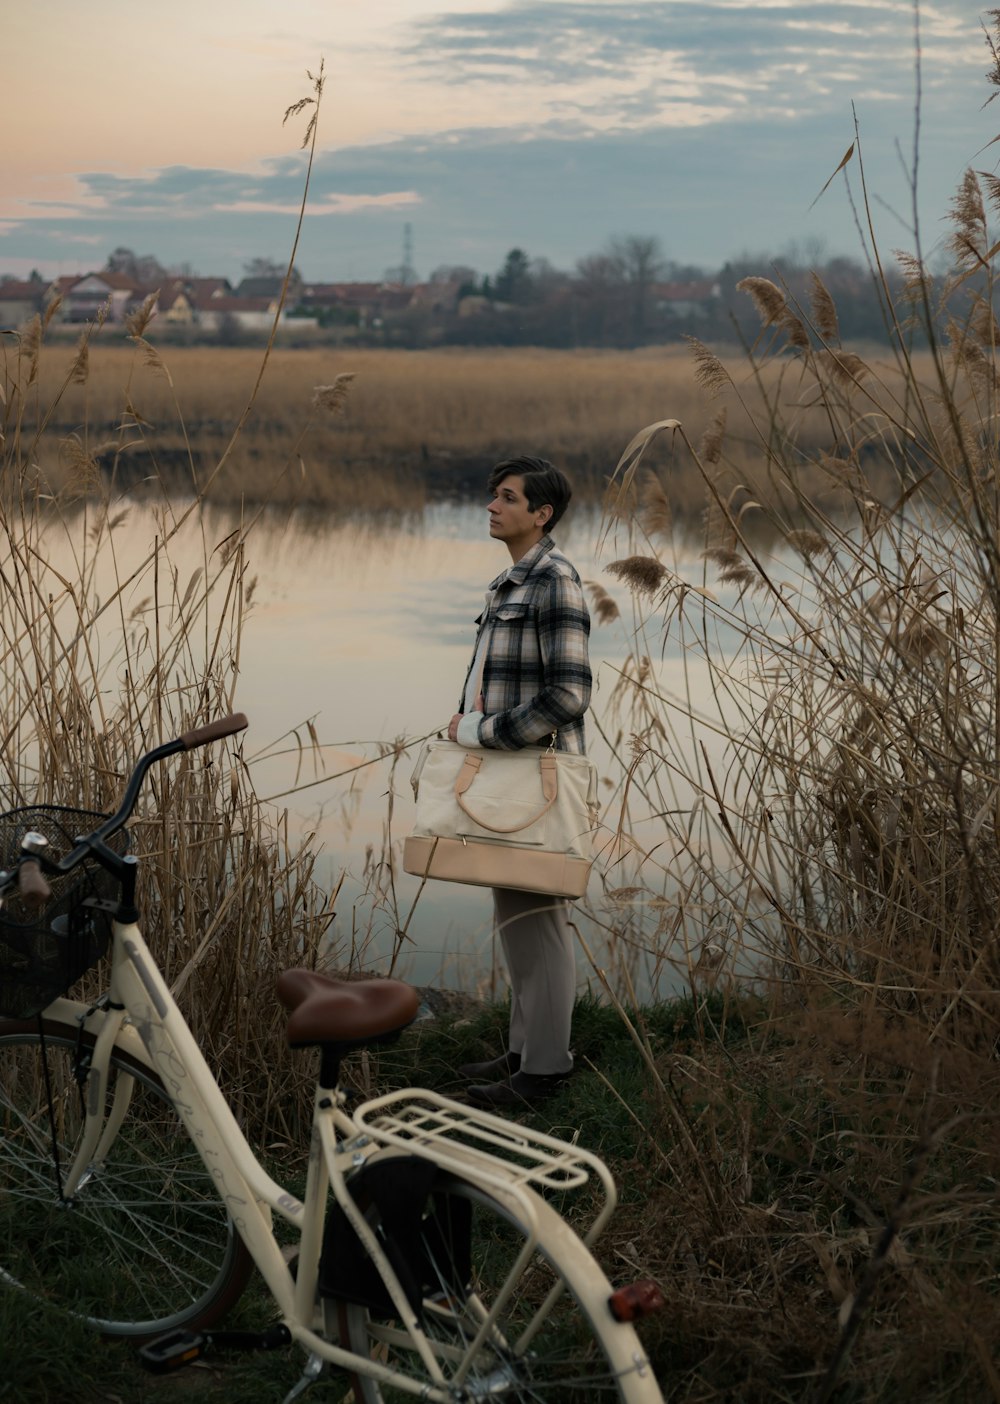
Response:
[42,499,759,999]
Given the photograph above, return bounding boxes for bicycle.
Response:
[0,715,664,1402]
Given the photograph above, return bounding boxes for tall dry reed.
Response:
[0,68,340,1140]
[587,20,1000,1400]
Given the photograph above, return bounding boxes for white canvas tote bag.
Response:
[403,739,599,898]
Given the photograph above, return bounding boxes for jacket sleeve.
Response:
[478,572,591,750]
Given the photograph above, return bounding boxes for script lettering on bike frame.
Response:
[126,984,289,1232]
[124,942,169,1018]
[129,1008,198,1121]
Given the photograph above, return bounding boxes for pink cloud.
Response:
[215,191,423,215]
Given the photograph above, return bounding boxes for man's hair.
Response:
[488,456,572,533]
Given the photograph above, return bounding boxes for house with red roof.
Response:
[156,278,233,324]
[0,279,48,326]
[59,271,142,323]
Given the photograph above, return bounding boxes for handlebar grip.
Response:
[18,859,51,909]
[178,713,249,751]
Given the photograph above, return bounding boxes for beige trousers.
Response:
[492,887,576,1076]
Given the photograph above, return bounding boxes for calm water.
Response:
[43,500,752,997]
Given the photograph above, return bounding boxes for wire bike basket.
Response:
[0,806,129,1019]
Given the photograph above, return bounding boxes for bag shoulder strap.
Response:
[453,753,559,834]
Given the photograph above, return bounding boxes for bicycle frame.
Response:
[43,911,626,1399]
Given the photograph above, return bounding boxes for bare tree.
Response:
[105,247,167,284]
[608,235,664,341]
[574,253,626,344]
[429,264,479,287]
[242,257,301,287]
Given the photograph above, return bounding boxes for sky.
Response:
[1,1,994,286]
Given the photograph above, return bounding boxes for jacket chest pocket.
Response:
[490,602,533,640]
[485,603,539,668]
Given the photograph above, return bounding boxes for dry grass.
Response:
[585,122,1000,1404]
[0,70,345,1139]
[18,341,927,517]
[0,478,337,1139]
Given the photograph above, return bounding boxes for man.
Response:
[447,455,592,1108]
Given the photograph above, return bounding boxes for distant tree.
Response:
[243,256,282,278]
[576,253,623,290]
[529,257,569,296]
[105,247,167,283]
[429,263,478,287]
[574,252,627,345]
[662,260,708,283]
[608,235,664,341]
[105,246,138,276]
[243,257,300,285]
[494,248,534,304]
[775,237,828,274]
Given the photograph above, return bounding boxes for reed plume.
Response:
[948,169,987,268]
[697,408,727,466]
[586,580,621,623]
[312,372,357,415]
[124,291,160,340]
[641,470,673,538]
[809,271,840,342]
[606,555,670,596]
[685,336,732,397]
[736,276,786,328]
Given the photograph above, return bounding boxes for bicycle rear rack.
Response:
[352,1088,616,1246]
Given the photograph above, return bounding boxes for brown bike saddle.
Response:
[276,967,420,1048]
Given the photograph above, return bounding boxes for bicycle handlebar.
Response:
[179,713,248,750]
[17,858,51,907]
[1,713,249,893]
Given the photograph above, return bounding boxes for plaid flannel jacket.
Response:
[460,535,592,753]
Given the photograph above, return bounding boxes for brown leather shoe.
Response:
[456,1051,521,1081]
[467,1069,571,1108]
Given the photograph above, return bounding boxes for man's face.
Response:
[488,474,549,545]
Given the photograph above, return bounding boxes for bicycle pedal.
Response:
[138,1328,206,1373]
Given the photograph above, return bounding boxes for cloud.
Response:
[0,0,990,283]
[216,191,423,215]
[404,0,983,130]
[18,165,423,224]
[0,94,992,285]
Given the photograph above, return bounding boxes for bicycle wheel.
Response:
[337,1168,662,1403]
[0,1019,253,1339]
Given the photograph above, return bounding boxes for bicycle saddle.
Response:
[276,968,420,1047]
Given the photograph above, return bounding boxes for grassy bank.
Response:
[0,992,745,1403]
[4,986,996,1403]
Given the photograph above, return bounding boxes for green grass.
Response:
[0,992,694,1404]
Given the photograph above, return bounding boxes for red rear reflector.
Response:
[608,1280,665,1322]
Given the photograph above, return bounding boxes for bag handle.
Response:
[454,753,558,834]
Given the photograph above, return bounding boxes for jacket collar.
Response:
[489,535,555,591]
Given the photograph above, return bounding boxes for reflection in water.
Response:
[38,500,763,999]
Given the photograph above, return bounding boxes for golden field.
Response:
[22,340,920,514]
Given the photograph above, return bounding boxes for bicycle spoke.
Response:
[338,1169,656,1402]
[0,1027,250,1336]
